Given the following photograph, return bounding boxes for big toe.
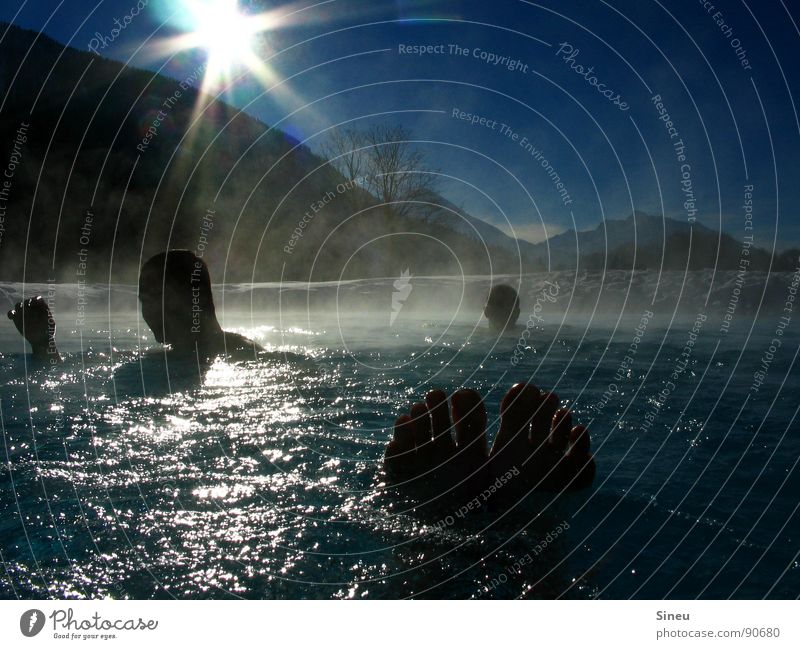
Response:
[490,383,540,476]
[499,383,540,430]
[501,382,538,410]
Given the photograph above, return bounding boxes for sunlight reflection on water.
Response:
[0,309,798,599]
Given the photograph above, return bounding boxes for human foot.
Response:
[385,383,595,495]
[490,383,595,492]
[384,388,482,479]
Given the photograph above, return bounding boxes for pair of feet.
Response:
[385,383,595,499]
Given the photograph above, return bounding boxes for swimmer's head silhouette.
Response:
[138,250,222,352]
[484,284,520,331]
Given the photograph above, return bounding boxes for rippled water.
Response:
[1,282,798,599]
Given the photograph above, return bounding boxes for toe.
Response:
[425,389,451,439]
[451,388,489,499]
[409,402,431,447]
[526,391,559,490]
[489,383,540,490]
[411,401,438,476]
[451,388,487,453]
[549,408,572,454]
[499,382,540,422]
[532,391,560,446]
[385,414,415,476]
[567,425,591,458]
[565,425,595,490]
[392,414,414,448]
[426,389,455,464]
[492,383,540,455]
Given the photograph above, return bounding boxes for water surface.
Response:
[1,279,798,599]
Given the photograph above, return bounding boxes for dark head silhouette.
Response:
[138,251,222,352]
[138,250,261,357]
[484,284,520,331]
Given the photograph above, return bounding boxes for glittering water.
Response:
[0,279,798,599]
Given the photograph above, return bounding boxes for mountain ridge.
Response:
[0,22,795,284]
[0,22,534,282]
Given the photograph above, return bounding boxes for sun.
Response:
[188,0,260,70]
[147,0,318,127]
[158,0,280,92]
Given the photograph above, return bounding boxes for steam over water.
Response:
[0,274,798,598]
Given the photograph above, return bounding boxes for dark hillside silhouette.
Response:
[0,25,794,283]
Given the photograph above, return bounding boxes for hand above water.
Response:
[7,296,61,361]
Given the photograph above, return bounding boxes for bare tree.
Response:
[324,124,438,217]
[322,127,367,183]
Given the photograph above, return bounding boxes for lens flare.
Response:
[191,0,260,70]
[153,0,280,94]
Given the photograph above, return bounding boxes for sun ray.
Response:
[150,0,282,91]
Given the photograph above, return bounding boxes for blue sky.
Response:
[2,0,799,249]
